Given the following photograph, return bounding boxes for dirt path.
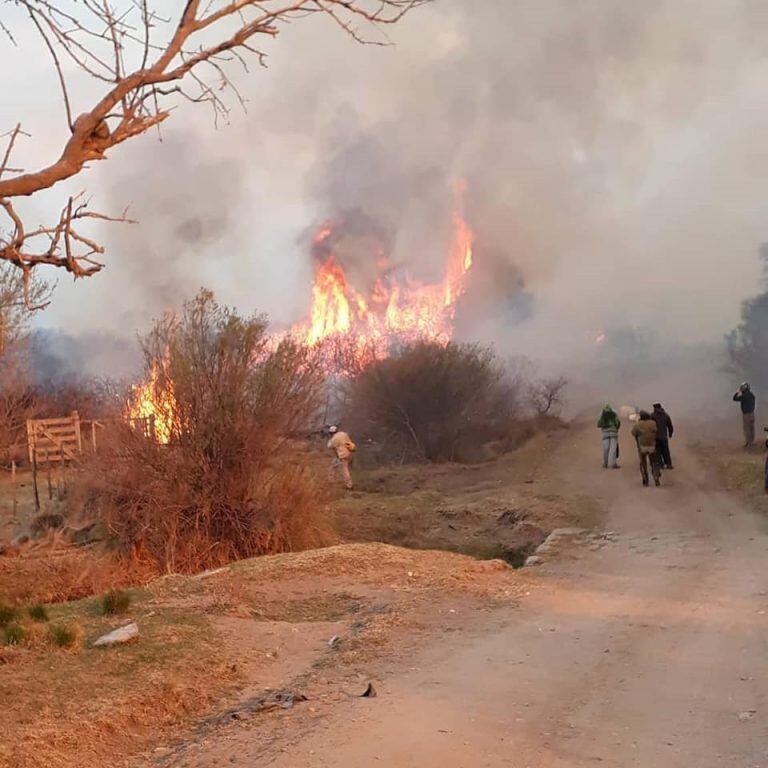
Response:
[136,427,768,768]
[256,429,768,767]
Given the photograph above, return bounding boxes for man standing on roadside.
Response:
[652,402,674,469]
[733,382,756,448]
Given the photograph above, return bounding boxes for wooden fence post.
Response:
[32,451,40,512]
[46,449,53,500]
[11,460,17,518]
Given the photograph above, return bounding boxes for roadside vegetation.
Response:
[692,442,768,515]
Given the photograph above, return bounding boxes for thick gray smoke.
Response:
[19,0,768,389]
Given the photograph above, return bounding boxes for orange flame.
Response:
[126,360,176,443]
[296,184,474,360]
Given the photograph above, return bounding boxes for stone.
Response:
[93,622,139,647]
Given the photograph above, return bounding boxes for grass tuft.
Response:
[101,588,132,616]
[0,603,19,627]
[48,622,82,650]
[5,623,26,645]
[28,604,49,622]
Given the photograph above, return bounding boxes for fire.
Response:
[297,185,474,358]
[126,360,176,443]
[126,187,474,436]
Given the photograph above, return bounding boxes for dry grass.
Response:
[0,545,155,606]
[692,441,768,514]
[0,588,237,768]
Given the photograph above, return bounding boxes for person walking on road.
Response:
[632,410,661,487]
[733,382,756,448]
[652,402,674,469]
[327,425,356,490]
[597,404,621,469]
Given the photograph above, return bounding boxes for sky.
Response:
[3,0,768,377]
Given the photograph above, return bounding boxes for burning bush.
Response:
[344,340,536,462]
[71,290,331,573]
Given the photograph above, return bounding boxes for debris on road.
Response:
[361,683,377,698]
[226,691,308,722]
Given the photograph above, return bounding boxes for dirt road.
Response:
[137,428,768,768]
[259,430,768,767]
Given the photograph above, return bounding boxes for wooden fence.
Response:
[26,411,83,465]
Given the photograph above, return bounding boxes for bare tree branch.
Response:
[0,0,429,279]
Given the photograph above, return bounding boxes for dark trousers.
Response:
[655,438,672,468]
[639,449,660,485]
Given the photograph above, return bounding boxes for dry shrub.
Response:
[346,340,537,462]
[70,290,332,573]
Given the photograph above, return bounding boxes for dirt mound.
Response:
[1,542,522,768]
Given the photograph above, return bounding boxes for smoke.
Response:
[262,0,768,359]
[25,0,768,386]
[29,329,140,384]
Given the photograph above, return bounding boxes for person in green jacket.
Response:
[597,405,621,469]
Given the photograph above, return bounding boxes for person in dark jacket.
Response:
[733,382,756,447]
[597,404,621,468]
[652,402,674,470]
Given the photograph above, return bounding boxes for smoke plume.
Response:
[17,0,768,385]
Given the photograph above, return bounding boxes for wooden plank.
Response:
[31,434,79,443]
[30,418,78,428]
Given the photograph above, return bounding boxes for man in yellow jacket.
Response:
[631,411,661,487]
[327,425,356,490]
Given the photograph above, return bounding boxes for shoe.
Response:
[666,465,674,470]
[654,478,661,486]
[642,479,649,487]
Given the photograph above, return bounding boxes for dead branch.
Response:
[0,193,135,295]
[1,0,429,278]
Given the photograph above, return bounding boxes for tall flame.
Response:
[126,360,176,443]
[297,184,474,359]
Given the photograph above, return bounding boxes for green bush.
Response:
[101,589,131,616]
[0,603,18,628]
[28,604,49,622]
[48,623,81,649]
[5,623,26,645]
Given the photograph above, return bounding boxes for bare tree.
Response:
[528,375,568,416]
[0,264,49,461]
[0,0,428,298]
